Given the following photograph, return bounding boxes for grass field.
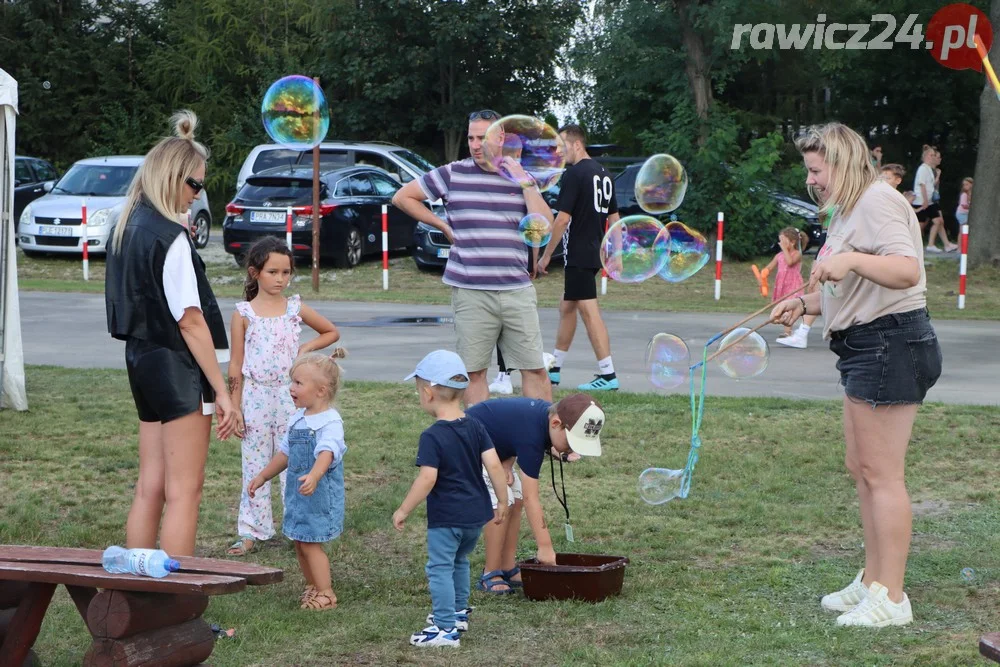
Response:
[14,246,1000,320]
[2,367,999,665]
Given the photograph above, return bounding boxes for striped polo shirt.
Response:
[418,158,530,290]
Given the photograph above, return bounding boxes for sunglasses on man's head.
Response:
[468,109,500,122]
[185,177,205,194]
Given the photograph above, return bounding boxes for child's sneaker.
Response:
[821,569,868,612]
[836,581,912,627]
[776,327,808,349]
[426,607,471,632]
[409,624,460,647]
[488,372,513,395]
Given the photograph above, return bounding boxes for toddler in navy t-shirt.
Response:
[393,350,508,648]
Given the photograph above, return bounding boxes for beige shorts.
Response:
[451,285,544,372]
[481,466,523,509]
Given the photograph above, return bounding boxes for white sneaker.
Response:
[836,581,912,627]
[410,624,460,647]
[776,328,808,349]
[821,569,868,612]
[488,372,513,395]
[543,352,556,371]
[925,245,942,253]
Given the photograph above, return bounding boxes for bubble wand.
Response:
[974,35,1000,101]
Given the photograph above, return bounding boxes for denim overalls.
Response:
[282,421,345,543]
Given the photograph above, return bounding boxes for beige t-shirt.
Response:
[817,181,926,339]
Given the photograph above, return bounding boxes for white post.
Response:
[958,224,968,309]
[381,204,389,291]
[714,211,724,300]
[285,206,293,251]
[81,199,89,281]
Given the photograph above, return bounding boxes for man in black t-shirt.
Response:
[537,125,620,391]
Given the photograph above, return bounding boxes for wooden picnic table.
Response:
[982,633,1000,663]
[0,545,282,667]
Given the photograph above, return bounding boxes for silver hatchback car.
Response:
[17,155,212,255]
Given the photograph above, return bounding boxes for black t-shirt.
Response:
[415,417,495,529]
[555,159,619,269]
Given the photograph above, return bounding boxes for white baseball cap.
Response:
[556,393,605,457]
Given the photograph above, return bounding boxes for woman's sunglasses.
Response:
[185,177,205,194]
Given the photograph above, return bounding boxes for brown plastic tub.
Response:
[517,553,629,603]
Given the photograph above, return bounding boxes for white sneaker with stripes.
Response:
[821,569,868,612]
[836,581,912,627]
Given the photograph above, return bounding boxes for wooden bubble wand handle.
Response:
[703,319,772,364]
[704,284,809,347]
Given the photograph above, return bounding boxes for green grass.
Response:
[2,367,999,665]
[14,247,1000,319]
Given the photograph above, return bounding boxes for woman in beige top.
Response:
[772,123,942,628]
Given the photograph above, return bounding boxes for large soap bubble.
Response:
[483,115,565,192]
[659,221,709,283]
[600,215,670,283]
[714,327,769,379]
[261,76,330,151]
[638,468,685,505]
[645,333,690,390]
[635,154,688,214]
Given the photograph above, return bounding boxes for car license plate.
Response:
[437,248,450,259]
[38,226,73,237]
[250,210,286,223]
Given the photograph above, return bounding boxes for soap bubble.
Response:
[961,567,976,583]
[635,154,688,214]
[600,215,670,283]
[714,327,769,379]
[42,81,51,90]
[261,76,330,151]
[659,222,709,283]
[645,333,690,390]
[518,213,552,248]
[483,115,565,192]
[638,468,685,505]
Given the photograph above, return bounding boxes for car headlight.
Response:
[19,204,32,227]
[88,208,113,227]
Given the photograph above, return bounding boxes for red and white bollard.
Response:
[381,204,389,291]
[81,200,89,281]
[285,206,293,251]
[958,224,969,309]
[714,211,724,300]
[601,218,609,296]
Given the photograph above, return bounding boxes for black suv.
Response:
[223,166,423,267]
[13,156,59,222]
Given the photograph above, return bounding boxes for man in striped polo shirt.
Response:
[393,110,554,404]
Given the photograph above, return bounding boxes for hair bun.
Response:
[170,109,198,141]
[330,347,348,360]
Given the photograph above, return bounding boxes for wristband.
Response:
[798,296,807,314]
[520,178,536,190]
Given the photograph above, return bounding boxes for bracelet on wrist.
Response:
[798,296,808,314]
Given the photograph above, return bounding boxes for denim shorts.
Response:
[829,308,942,406]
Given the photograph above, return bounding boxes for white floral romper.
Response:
[236,294,301,541]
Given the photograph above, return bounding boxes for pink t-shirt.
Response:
[816,181,926,339]
[957,192,970,214]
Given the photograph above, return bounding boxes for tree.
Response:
[969,0,1000,267]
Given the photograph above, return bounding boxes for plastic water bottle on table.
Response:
[102,546,181,578]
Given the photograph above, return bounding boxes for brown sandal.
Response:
[300,585,317,604]
[301,589,337,610]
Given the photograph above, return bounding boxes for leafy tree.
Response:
[969,0,1000,267]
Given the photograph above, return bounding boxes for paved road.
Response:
[17,291,998,405]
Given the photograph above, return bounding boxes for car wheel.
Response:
[334,226,363,268]
[191,212,211,249]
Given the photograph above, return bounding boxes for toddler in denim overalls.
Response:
[249,350,347,611]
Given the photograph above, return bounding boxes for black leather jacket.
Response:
[105,200,228,353]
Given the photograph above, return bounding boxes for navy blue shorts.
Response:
[829,308,942,406]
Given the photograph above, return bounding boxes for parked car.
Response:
[223,165,427,267]
[612,162,824,253]
[17,156,213,255]
[13,156,59,224]
[236,141,436,191]
[412,182,565,271]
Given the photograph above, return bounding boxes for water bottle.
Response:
[102,546,181,578]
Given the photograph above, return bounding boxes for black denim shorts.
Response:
[829,308,942,407]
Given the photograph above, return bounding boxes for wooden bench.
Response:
[0,545,282,667]
[982,633,1000,663]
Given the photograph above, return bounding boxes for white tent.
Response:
[0,68,27,410]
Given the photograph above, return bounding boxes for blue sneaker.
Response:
[577,375,619,391]
[410,624,460,647]
[548,368,561,385]
[426,607,471,632]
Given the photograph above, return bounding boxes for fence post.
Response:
[714,211,724,300]
[958,224,969,309]
[381,204,389,291]
[81,200,89,281]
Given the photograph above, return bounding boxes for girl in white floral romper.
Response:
[226,237,340,556]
